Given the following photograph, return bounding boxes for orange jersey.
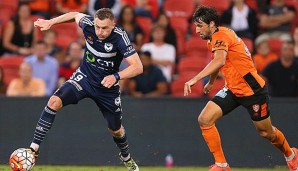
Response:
[207,27,265,97]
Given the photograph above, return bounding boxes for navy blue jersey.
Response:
[78,16,136,87]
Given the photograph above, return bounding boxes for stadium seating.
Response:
[136,16,153,43]
[242,38,254,54]
[0,0,18,14]
[199,0,230,15]
[171,77,204,97]
[268,38,283,56]
[0,56,24,86]
[245,0,258,12]
[178,57,207,75]
[185,37,209,57]
[163,0,195,18]
[52,22,78,50]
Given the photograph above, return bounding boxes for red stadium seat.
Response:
[178,57,207,75]
[185,37,209,57]
[169,17,189,55]
[171,77,204,97]
[245,0,258,12]
[206,78,225,98]
[0,0,18,14]
[0,56,24,86]
[242,38,254,54]
[136,16,153,43]
[164,0,195,18]
[52,22,78,50]
[268,38,283,57]
[199,0,230,15]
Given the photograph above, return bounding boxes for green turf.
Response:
[0,165,290,171]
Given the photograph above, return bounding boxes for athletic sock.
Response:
[31,106,57,149]
[201,124,227,163]
[113,134,130,160]
[271,128,293,158]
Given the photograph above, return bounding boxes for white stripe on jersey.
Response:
[114,27,131,46]
[82,16,94,26]
[86,41,117,58]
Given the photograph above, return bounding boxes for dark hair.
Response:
[156,11,171,29]
[193,6,220,27]
[95,8,115,20]
[117,5,137,26]
[12,2,31,33]
[140,51,151,58]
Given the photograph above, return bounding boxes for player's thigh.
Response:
[93,89,122,131]
[200,88,240,126]
[240,86,270,121]
[54,81,87,107]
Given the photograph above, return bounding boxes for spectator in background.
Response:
[58,41,82,87]
[262,41,298,97]
[56,0,88,14]
[257,0,296,42]
[292,27,298,57]
[6,63,45,97]
[25,41,58,96]
[3,2,37,56]
[141,24,175,82]
[220,0,258,40]
[43,29,62,57]
[29,0,51,19]
[122,0,158,19]
[128,51,168,97]
[155,12,177,48]
[117,5,144,51]
[0,66,6,95]
[88,0,122,18]
[253,36,278,73]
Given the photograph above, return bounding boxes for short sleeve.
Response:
[79,16,93,30]
[211,32,231,52]
[117,30,137,58]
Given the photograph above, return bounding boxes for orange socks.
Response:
[271,128,292,157]
[201,124,226,163]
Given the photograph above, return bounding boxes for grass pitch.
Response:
[0,165,290,171]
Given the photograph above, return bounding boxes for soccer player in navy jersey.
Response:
[29,8,143,171]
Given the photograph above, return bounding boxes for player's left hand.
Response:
[101,75,117,88]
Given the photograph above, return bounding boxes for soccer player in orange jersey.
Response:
[184,6,298,171]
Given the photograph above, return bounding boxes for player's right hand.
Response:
[34,19,52,31]
[203,82,213,94]
[184,79,197,96]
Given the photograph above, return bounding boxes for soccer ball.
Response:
[9,148,35,171]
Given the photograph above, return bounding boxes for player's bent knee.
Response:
[109,127,125,137]
[47,96,63,111]
[198,113,212,127]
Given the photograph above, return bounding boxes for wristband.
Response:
[113,72,120,81]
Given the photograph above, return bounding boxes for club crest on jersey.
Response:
[104,43,113,52]
[252,104,260,113]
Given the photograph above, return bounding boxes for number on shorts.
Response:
[74,74,83,82]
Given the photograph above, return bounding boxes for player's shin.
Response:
[30,106,57,151]
[113,133,130,161]
[271,128,293,159]
[201,124,227,165]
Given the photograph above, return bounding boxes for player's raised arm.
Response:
[34,12,87,31]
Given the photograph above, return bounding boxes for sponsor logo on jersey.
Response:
[86,51,95,62]
[87,35,94,44]
[104,43,113,52]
